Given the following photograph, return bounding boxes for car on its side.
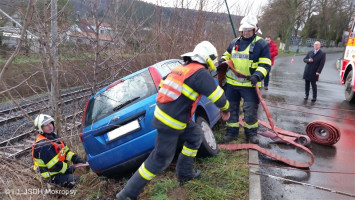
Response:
[80,59,221,178]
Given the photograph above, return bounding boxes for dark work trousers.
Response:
[225,84,260,137]
[50,173,79,189]
[305,80,317,98]
[121,120,203,198]
[263,69,271,87]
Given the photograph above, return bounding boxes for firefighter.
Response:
[31,114,86,189]
[218,15,271,144]
[116,41,230,200]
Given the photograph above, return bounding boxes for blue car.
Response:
[80,59,221,177]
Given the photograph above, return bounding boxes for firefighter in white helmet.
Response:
[116,41,230,199]
[31,114,87,189]
[218,15,271,144]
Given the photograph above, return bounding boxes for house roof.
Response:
[69,31,113,41]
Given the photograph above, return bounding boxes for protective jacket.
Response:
[269,39,278,66]
[218,34,271,87]
[154,62,230,130]
[31,133,80,179]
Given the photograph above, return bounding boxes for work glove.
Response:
[66,166,76,174]
[250,75,259,86]
[75,157,86,164]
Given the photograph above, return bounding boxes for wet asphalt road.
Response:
[256,52,355,200]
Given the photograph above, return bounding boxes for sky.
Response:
[140,0,268,16]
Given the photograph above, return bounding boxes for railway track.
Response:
[0,86,94,126]
[0,84,108,159]
[0,112,83,158]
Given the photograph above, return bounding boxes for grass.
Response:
[65,121,250,200]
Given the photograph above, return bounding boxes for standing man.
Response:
[116,41,230,200]
[218,15,271,144]
[303,41,326,102]
[32,114,87,189]
[264,36,278,90]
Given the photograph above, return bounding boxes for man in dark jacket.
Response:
[303,41,326,102]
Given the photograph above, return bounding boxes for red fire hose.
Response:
[219,87,316,168]
[306,120,341,146]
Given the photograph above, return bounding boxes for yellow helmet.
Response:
[181,41,218,72]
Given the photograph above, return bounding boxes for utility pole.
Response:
[224,0,237,38]
[50,0,61,133]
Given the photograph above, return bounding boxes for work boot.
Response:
[178,169,201,185]
[247,134,259,144]
[116,189,137,200]
[223,134,237,143]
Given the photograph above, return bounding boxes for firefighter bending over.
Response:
[116,41,230,199]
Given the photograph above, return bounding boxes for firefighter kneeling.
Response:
[116,41,230,199]
[32,114,87,189]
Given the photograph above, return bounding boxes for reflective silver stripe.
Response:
[159,87,180,100]
[164,79,182,91]
[138,163,156,181]
[226,77,261,87]
[226,122,239,127]
[232,53,249,59]
[181,146,198,157]
[208,86,223,103]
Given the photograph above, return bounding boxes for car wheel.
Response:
[196,116,218,157]
[344,69,355,103]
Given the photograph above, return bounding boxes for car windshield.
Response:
[84,70,157,127]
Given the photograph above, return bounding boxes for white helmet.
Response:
[34,114,54,133]
[239,15,262,34]
[181,41,218,72]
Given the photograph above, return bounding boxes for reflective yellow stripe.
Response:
[40,171,60,178]
[220,100,229,111]
[34,158,46,167]
[46,155,59,169]
[181,146,198,157]
[159,79,164,88]
[60,162,68,174]
[66,151,75,161]
[154,106,187,130]
[182,83,199,101]
[256,67,268,77]
[244,121,258,129]
[138,163,156,181]
[222,51,231,60]
[226,77,262,87]
[259,57,272,65]
[207,86,223,103]
[226,122,239,128]
[250,62,259,68]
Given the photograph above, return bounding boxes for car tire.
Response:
[345,69,355,103]
[196,116,218,157]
